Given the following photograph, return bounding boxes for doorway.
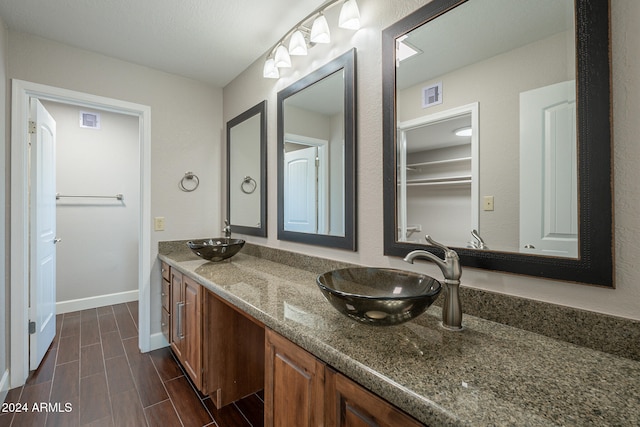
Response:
[10,80,151,388]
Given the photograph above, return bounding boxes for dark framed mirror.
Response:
[227,100,267,237]
[383,0,613,286]
[277,48,357,250]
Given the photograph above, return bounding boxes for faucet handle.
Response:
[470,229,487,249]
[425,235,460,260]
[425,235,449,251]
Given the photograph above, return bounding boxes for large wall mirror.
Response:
[382,0,613,286]
[278,48,357,250]
[227,100,267,237]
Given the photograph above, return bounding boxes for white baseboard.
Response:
[148,332,169,352]
[0,369,9,402]
[56,290,139,314]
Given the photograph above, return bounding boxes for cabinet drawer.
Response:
[161,278,170,311]
[161,308,170,341]
[161,262,170,282]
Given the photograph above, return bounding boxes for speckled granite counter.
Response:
[159,243,640,426]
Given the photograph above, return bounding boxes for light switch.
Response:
[154,217,165,231]
[483,196,494,211]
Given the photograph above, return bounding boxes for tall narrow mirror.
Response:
[227,101,267,237]
[383,0,613,285]
[278,49,356,250]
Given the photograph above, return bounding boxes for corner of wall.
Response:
[0,12,9,398]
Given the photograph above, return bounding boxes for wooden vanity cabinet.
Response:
[325,368,424,427]
[265,328,325,427]
[160,262,171,342]
[265,328,424,427]
[170,270,203,390]
[165,264,265,406]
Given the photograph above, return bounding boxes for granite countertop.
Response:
[159,244,640,426]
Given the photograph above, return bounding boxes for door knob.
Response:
[53,237,62,244]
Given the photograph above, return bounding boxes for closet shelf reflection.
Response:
[398,175,472,187]
[404,156,472,170]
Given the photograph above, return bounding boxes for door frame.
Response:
[10,79,152,387]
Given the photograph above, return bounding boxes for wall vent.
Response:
[422,82,443,108]
[80,111,101,129]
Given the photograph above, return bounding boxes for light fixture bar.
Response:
[263,0,360,78]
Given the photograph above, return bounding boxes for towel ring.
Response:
[179,171,200,192]
[241,176,257,194]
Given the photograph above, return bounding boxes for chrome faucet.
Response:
[467,229,488,250]
[223,219,232,240]
[403,236,463,330]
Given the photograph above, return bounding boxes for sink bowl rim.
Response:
[187,238,245,249]
[316,267,442,301]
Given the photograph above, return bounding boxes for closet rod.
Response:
[56,193,124,201]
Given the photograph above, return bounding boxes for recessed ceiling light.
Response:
[454,127,472,137]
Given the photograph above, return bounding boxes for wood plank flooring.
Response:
[1,302,264,427]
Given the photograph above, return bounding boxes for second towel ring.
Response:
[179,171,200,192]
[241,176,257,194]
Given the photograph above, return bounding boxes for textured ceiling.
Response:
[0,0,325,87]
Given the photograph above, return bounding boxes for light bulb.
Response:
[310,13,330,43]
[339,0,360,30]
[288,30,308,56]
[274,45,291,68]
[263,58,279,78]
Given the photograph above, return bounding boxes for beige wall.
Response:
[7,31,224,335]
[223,0,640,321]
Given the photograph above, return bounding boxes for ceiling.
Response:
[397,0,573,90]
[0,0,326,87]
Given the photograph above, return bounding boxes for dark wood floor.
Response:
[0,302,264,427]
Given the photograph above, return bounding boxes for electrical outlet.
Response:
[154,217,165,231]
[483,196,494,211]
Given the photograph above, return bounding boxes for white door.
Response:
[29,98,57,369]
[520,81,577,257]
[284,146,318,233]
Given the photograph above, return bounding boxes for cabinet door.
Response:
[325,368,424,427]
[265,329,324,427]
[182,275,203,390]
[170,269,184,360]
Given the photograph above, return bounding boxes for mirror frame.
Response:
[277,48,357,250]
[382,0,613,286]
[227,100,267,237]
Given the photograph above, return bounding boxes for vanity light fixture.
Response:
[454,127,472,137]
[263,0,361,79]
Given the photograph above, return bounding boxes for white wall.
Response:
[7,31,224,335]
[0,13,8,400]
[223,0,640,321]
[42,101,140,304]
